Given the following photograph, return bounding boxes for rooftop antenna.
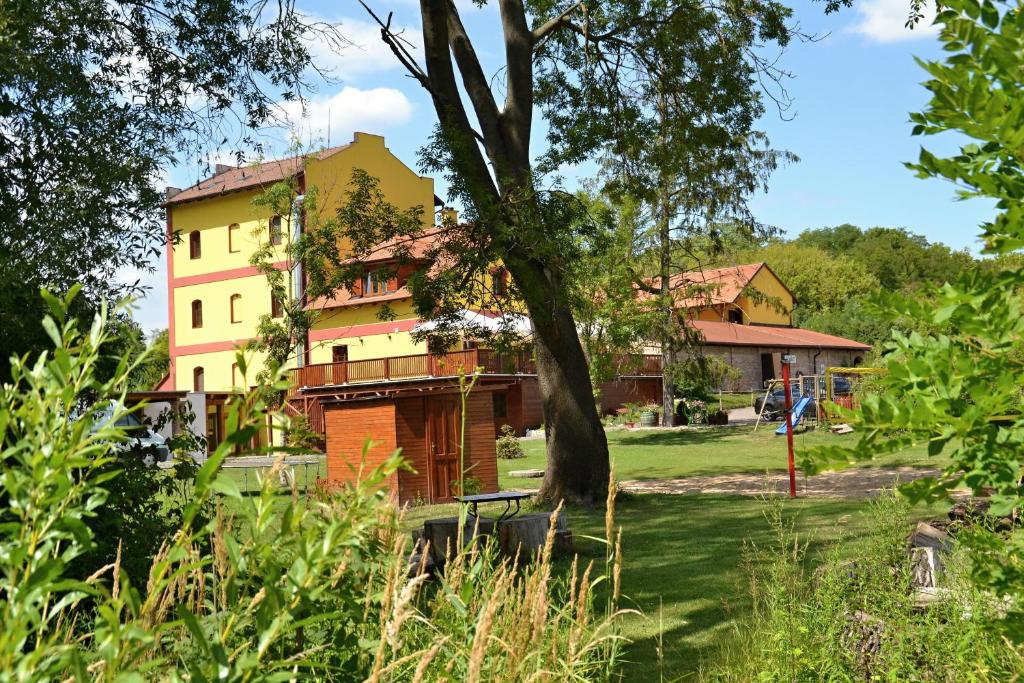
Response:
[327,105,331,147]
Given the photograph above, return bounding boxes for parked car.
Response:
[93,405,171,466]
[753,376,854,420]
[753,386,814,421]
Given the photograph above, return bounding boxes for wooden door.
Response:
[426,396,461,502]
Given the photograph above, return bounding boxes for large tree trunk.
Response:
[533,307,610,505]
[511,259,610,505]
[402,0,610,504]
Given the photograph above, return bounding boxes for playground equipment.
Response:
[775,395,813,435]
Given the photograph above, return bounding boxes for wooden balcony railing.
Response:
[288,349,661,391]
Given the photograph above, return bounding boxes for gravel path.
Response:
[618,466,943,499]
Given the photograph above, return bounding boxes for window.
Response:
[193,366,205,392]
[493,392,508,419]
[269,215,283,246]
[492,268,508,297]
[727,308,743,324]
[228,223,240,253]
[191,299,203,328]
[189,230,201,259]
[363,271,381,296]
[230,293,241,323]
[271,292,284,318]
[332,345,349,363]
[231,362,239,387]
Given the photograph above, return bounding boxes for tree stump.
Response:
[497,512,571,561]
[422,517,495,568]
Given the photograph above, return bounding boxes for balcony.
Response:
[288,348,662,391]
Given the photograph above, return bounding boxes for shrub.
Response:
[705,494,1024,681]
[496,424,526,459]
[285,412,324,451]
[0,293,627,680]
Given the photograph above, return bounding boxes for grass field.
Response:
[216,424,948,680]
[399,492,946,681]
[499,425,943,489]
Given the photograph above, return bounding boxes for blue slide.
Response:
[775,396,813,435]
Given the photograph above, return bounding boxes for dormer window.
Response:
[363,271,385,296]
[727,308,743,324]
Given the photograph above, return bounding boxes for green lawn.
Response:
[401,493,946,681]
[500,425,944,489]
[218,424,948,680]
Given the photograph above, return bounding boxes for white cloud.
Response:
[277,86,414,144]
[304,17,421,80]
[850,0,940,42]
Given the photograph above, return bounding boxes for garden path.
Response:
[618,466,944,498]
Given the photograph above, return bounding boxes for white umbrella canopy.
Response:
[412,309,533,337]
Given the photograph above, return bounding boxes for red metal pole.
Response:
[782,361,797,498]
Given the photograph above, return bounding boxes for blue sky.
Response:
[128,0,993,333]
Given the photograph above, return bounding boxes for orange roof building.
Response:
[644,262,870,389]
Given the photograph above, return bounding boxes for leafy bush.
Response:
[705,494,1024,680]
[0,293,626,680]
[805,0,1024,631]
[285,412,324,451]
[496,424,525,459]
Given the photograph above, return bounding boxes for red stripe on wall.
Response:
[174,339,254,356]
[308,318,420,342]
[172,261,289,288]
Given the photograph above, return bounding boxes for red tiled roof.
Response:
[165,144,350,206]
[349,230,443,265]
[692,320,870,350]
[306,232,443,311]
[642,263,784,308]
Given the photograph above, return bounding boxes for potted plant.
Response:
[707,409,729,426]
[639,403,660,427]
[684,398,707,425]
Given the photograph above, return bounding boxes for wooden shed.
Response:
[321,380,503,504]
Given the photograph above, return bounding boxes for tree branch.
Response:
[444,1,504,157]
[497,0,534,174]
[531,1,585,43]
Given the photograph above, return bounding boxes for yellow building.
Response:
[163,132,437,392]
[666,262,794,326]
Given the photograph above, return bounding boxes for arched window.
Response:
[270,292,284,318]
[228,223,240,253]
[189,230,201,259]
[191,299,203,328]
[192,366,205,392]
[230,293,241,323]
[231,362,239,387]
[269,215,283,246]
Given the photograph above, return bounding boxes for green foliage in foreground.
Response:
[706,495,1024,681]
[0,295,624,680]
[806,0,1024,637]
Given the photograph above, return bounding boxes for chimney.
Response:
[214,164,234,175]
[440,207,459,226]
[165,186,182,200]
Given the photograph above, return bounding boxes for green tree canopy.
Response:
[795,225,973,291]
[0,0,332,372]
